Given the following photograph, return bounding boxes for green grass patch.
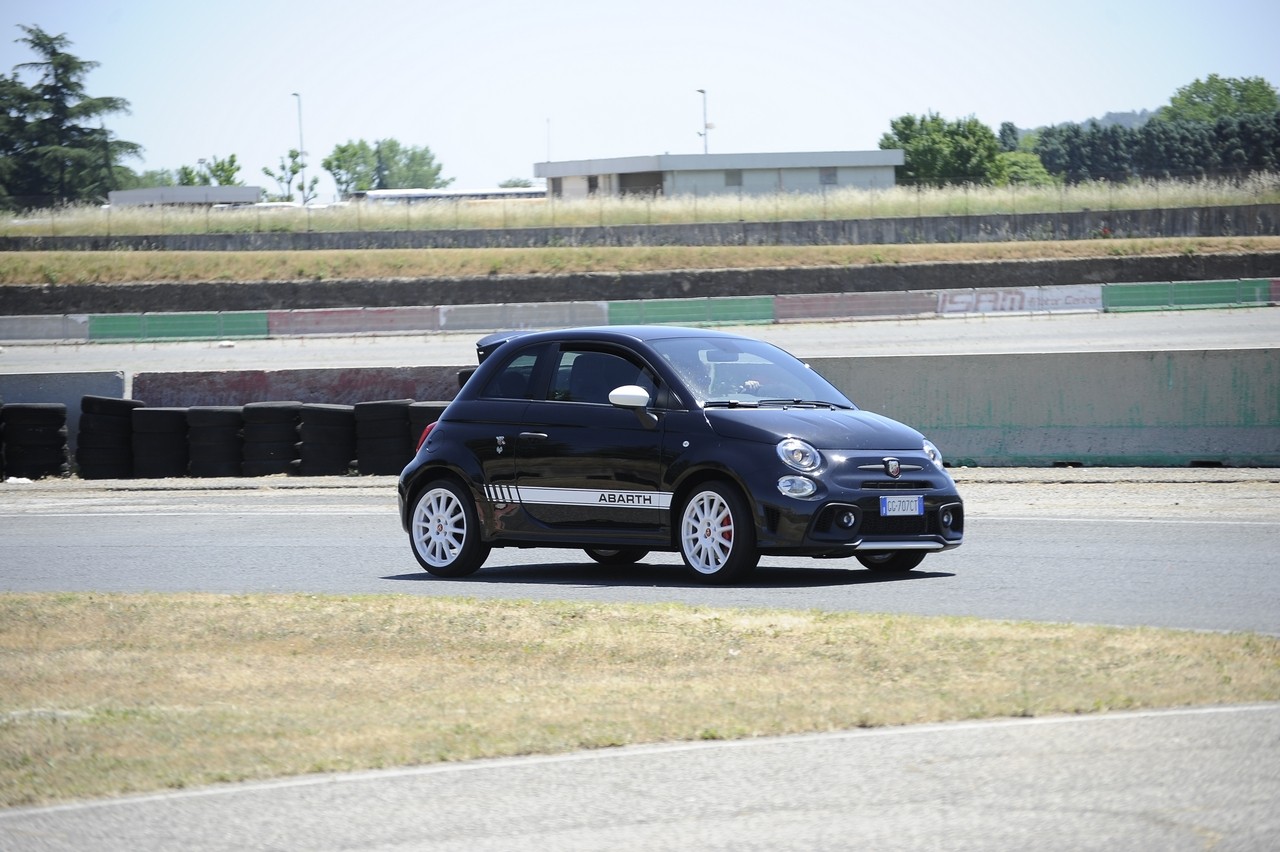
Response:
[2,593,1276,808]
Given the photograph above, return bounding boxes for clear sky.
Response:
[3,0,1278,202]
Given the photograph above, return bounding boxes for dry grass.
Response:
[2,593,1276,808]
[6,174,1280,236]
[2,236,1278,286]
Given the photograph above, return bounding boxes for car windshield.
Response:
[649,336,855,408]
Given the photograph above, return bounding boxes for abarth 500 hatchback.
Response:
[398,326,963,584]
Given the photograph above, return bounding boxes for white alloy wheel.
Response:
[410,480,489,576]
[678,482,758,583]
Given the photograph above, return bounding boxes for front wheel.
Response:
[856,551,927,573]
[583,547,649,566]
[409,479,491,577]
[678,482,759,584]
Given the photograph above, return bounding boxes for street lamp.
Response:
[291,92,306,203]
[696,89,709,154]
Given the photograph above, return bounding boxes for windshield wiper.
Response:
[756,399,850,409]
[702,399,757,408]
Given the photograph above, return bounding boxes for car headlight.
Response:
[777,438,822,472]
[923,439,944,469]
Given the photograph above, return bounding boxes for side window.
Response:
[479,351,539,399]
[549,349,654,405]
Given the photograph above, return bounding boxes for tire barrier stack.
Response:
[77,395,146,480]
[296,404,356,476]
[187,406,244,478]
[1,402,70,480]
[0,395,446,481]
[241,401,301,477]
[354,399,416,475]
[131,407,190,479]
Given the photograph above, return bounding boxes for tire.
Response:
[242,401,302,424]
[409,479,490,577]
[81,396,145,417]
[856,551,927,573]
[678,481,759,583]
[79,412,134,437]
[584,547,650,566]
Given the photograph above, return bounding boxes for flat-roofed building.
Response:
[534,150,903,199]
[107,186,264,206]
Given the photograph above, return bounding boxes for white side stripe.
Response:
[484,484,671,509]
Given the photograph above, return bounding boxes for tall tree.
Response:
[261,148,315,202]
[1158,74,1279,124]
[322,139,377,197]
[879,112,1002,185]
[322,138,453,196]
[9,24,140,203]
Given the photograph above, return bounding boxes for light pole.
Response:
[696,89,709,154]
[291,92,306,203]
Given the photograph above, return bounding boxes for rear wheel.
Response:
[583,547,649,566]
[678,481,759,583]
[856,551,927,573]
[409,479,490,577]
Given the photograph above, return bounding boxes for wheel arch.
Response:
[667,464,757,550]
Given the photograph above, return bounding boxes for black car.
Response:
[398,326,963,583]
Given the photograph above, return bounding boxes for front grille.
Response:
[861,479,933,490]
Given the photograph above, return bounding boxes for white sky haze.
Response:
[3,0,1278,200]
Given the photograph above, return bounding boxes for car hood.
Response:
[704,407,925,449]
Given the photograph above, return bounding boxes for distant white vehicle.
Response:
[359,186,545,203]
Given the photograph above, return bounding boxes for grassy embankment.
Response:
[2,592,1277,808]
[2,236,1279,286]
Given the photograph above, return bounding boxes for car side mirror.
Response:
[609,385,659,429]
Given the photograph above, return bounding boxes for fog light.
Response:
[837,510,857,529]
[777,475,817,498]
[941,508,954,528]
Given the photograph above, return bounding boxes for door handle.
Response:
[519,432,548,440]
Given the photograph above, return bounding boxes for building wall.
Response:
[665,165,898,196]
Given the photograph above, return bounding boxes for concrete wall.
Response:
[4,252,1279,317]
[6,349,1275,468]
[807,349,1280,467]
[0,371,127,454]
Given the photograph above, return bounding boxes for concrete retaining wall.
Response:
[4,253,1280,318]
[808,348,1280,467]
[6,349,1275,468]
[0,372,126,453]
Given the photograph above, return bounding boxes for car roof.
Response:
[478,325,745,362]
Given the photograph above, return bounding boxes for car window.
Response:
[549,349,655,404]
[650,336,854,407]
[478,351,539,399]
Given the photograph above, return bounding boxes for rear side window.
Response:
[479,351,539,399]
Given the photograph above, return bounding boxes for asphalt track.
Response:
[2,706,1277,851]
[2,308,1278,849]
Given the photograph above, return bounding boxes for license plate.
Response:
[880,495,924,516]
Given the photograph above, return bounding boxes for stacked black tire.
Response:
[1,402,69,480]
[132,407,189,479]
[355,399,416,475]
[242,401,301,477]
[296,403,355,476]
[77,395,145,480]
[187,406,244,478]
